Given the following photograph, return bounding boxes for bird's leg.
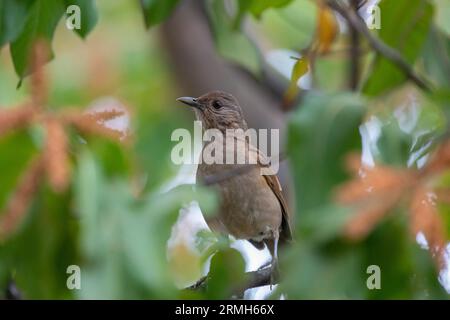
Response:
[270,232,279,288]
[264,232,279,289]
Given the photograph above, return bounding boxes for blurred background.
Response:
[0,0,449,299]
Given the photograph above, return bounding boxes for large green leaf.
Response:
[0,0,35,47]
[10,0,66,79]
[140,0,180,28]
[64,0,98,38]
[287,92,365,215]
[363,0,434,96]
[235,0,294,26]
[206,0,262,75]
[205,248,246,299]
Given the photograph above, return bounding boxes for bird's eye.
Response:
[212,100,222,109]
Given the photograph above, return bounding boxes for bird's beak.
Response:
[176,97,201,109]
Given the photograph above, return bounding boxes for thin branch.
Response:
[349,0,360,91]
[326,0,431,91]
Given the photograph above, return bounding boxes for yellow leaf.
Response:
[284,57,309,104]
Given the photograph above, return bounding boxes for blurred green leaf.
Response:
[422,27,450,88]
[10,0,65,79]
[140,0,180,28]
[64,0,99,38]
[284,56,309,103]
[0,130,38,210]
[287,92,365,214]
[280,241,364,299]
[235,0,294,27]
[237,0,293,19]
[207,0,262,75]
[258,0,316,50]
[75,150,216,298]
[0,0,34,47]
[366,89,446,167]
[297,204,354,244]
[434,0,450,36]
[363,0,433,96]
[362,216,448,299]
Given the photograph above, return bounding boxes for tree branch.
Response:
[326,0,431,91]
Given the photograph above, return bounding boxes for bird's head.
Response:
[177,91,247,132]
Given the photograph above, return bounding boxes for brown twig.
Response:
[326,0,431,91]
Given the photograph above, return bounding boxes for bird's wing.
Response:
[262,173,293,244]
[233,136,293,243]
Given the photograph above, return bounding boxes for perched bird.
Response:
[177,91,292,276]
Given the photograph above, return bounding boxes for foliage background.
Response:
[0,0,449,299]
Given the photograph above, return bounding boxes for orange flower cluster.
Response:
[336,144,450,268]
[0,42,127,240]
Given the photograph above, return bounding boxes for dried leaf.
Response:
[336,164,413,204]
[315,4,338,53]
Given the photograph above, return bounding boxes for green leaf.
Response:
[10,0,66,79]
[285,56,309,102]
[363,0,434,96]
[0,186,79,299]
[64,0,99,38]
[140,0,180,28]
[0,130,38,210]
[206,0,262,75]
[287,92,365,214]
[362,216,448,299]
[206,248,246,299]
[0,0,35,47]
[75,150,217,299]
[279,241,365,299]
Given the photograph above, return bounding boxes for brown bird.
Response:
[177,91,292,276]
